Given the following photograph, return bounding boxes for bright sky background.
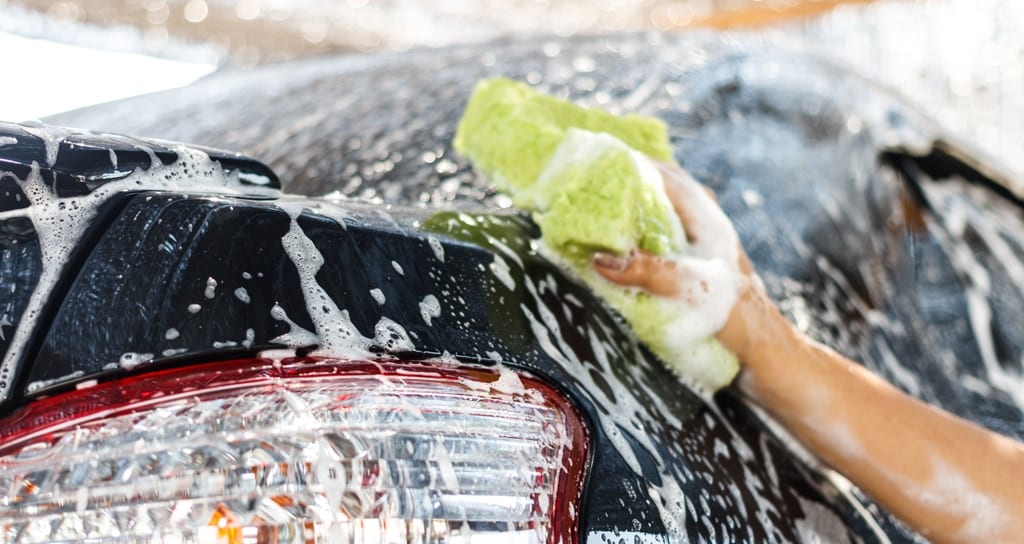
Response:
[0,31,216,122]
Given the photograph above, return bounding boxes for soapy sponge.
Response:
[453,77,739,393]
[453,78,673,193]
[526,129,684,259]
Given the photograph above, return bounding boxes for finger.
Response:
[651,162,693,233]
[658,162,718,202]
[654,162,739,262]
[593,250,683,297]
[737,249,754,275]
[663,181,698,243]
[655,162,718,243]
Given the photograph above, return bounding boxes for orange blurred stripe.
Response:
[692,0,879,29]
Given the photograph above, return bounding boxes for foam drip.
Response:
[275,202,419,361]
[3,137,277,397]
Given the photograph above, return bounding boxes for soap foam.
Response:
[0,138,277,395]
[278,207,370,357]
[526,132,741,393]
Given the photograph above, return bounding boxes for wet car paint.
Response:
[3,32,1022,541]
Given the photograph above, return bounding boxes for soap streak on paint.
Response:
[922,181,1024,407]
[488,254,516,291]
[274,204,426,362]
[484,233,523,292]
[0,138,277,396]
[701,397,807,540]
[24,371,84,394]
[427,235,445,262]
[794,497,854,544]
[278,205,371,357]
[21,125,70,167]
[435,210,853,541]
[517,273,689,541]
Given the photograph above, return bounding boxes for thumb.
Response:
[593,250,685,297]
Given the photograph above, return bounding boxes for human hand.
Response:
[598,166,1024,544]
[592,162,794,370]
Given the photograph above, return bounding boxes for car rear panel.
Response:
[0,126,918,539]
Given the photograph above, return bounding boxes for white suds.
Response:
[234,287,251,304]
[22,125,69,166]
[278,209,371,356]
[488,365,526,394]
[794,497,853,543]
[25,371,84,394]
[0,142,276,398]
[391,260,405,275]
[369,288,386,305]
[373,317,414,351]
[489,254,516,291]
[204,277,218,299]
[187,303,202,314]
[427,236,445,262]
[269,304,320,348]
[919,457,1019,541]
[419,294,441,326]
[741,189,764,208]
[119,352,153,371]
[635,163,744,391]
[484,350,503,362]
[164,328,180,340]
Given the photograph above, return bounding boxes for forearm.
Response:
[591,163,1024,540]
[738,323,1024,542]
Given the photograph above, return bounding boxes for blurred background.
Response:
[0,0,1021,178]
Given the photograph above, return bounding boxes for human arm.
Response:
[594,163,1024,543]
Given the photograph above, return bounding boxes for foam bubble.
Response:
[0,140,277,398]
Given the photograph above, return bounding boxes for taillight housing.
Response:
[0,357,588,544]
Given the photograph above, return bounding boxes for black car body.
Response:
[1,33,1023,543]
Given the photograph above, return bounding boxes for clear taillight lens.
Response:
[0,358,588,544]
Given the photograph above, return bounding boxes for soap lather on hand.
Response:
[454,77,743,393]
[455,77,1024,543]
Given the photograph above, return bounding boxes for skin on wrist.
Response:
[713,259,805,396]
[592,163,1024,541]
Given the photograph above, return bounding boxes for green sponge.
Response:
[524,129,684,260]
[454,77,674,193]
[453,77,739,393]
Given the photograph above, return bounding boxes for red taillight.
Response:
[0,357,588,544]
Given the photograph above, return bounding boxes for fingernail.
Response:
[593,252,627,271]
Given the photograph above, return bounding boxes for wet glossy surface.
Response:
[18,192,923,542]
[10,1,1018,186]
[21,31,1024,542]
